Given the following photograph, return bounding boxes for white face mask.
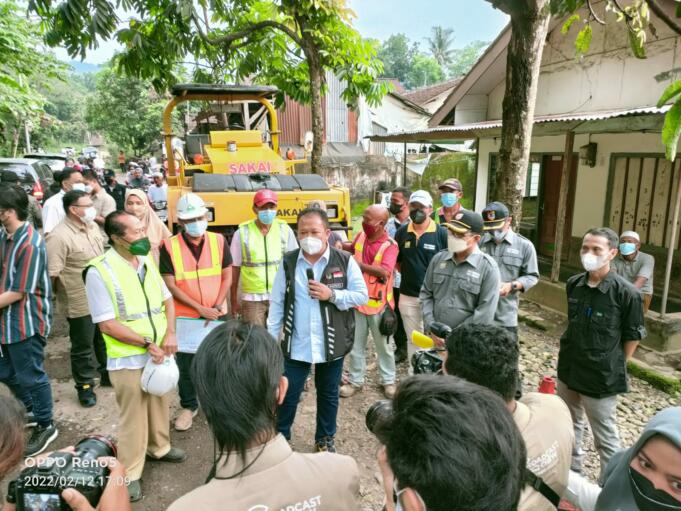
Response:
[581,252,609,272]
[71,182,85,192]
[83,184,93,194]
[82,207,97,223]
[447,235,468,254]
[299,236,324,255]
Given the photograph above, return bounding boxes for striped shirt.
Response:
[0,222,52,343]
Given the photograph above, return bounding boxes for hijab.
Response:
[124,188,171,261]
[597,407,681,510]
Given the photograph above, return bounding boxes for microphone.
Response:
[306,268,315,298]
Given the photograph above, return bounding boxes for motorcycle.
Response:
[410,322,452,374]
[152,200,168,222]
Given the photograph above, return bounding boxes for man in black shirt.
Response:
[557,227,646,481]
[104,170,126,211]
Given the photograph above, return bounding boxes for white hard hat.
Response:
[176,193,208,220]
[140,356,179,396]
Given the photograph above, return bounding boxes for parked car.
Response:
[82,146,98,158]
[0,158,54,203]
[24,153,67,172]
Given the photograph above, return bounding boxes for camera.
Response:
[411,321,452,375]
[9,436,117,511]
[366,399,392,445]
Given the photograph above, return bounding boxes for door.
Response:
[538,154,578,257]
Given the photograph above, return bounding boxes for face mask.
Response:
[299,236,323,255]
[441,192,458,208]
[71,183,85,192]
[409,209,427,225]
[389,203,403,215]
[83,184,93,194]
[125,237,151,256]
[581,252,609,272]
[82,207,97,223]
[362,221,382,237]
[258,209,277,225]
[492,229,507,243]
[629,467,681,511]
[185,220,208,237]
[448,234,469,254]
[620,242,637,256]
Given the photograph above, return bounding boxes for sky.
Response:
[55,0,509,65]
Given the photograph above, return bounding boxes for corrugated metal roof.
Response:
[368,105,671,142]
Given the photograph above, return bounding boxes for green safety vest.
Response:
[88,249,168,359]
[239,218,289,294]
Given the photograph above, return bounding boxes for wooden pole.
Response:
[403,141,407,186]
[660,163,681,318]
[550,131,575,282]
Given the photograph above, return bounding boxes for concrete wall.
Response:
[317,155,400,200]
[486,1,681,120]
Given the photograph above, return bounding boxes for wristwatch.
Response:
[511,282,521,293]
[329,289,337,304]
[142,336,153,349]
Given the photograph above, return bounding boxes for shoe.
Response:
[25,411,37,428]
[339,384,361,398]
[315,437,336,453]
[174,408,198,431]
[146,447,187,463]
[25,423,58,457]
[77,385,97,408]
[383,384,397,399]
[394,349,407,364]
[127,480,143,502]
[99,371,112,387]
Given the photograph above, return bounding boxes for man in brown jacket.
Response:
[167,320,360,511]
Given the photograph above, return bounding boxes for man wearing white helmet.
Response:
[159,194,232,432]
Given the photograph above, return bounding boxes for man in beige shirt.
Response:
[444,323,574,511]
[46,190,107,407]
[83,169,117,240]
[168,320,360,511]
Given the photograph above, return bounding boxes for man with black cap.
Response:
[479,201,539,342]
[420,210,500,345]
[437,178,464,224]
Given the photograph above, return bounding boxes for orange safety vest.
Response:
[162,231,225,318]
[353,231,395,315]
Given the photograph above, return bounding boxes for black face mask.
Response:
[409,209,427,224]
[629,467,681,511]
[389,203,403,215]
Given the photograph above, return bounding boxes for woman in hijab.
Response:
[566,406,681,511]
[124,188,171,263]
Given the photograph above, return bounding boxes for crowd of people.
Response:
[0,165,677,511]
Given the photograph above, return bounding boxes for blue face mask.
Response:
[619,242,637,256]
[258,209,277,225]
[441,192,458,208]
[185,219,207,237]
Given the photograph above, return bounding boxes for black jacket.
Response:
[281,248,355,361]
[557,270,646,398]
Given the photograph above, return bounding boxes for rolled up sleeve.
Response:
[622,290,646,341]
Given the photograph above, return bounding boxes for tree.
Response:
[30,0,389,172]
[485,0,552,225]
[377,34,421,85]
[448,40,490,77]
[85,67,173,156]
[406,54,446,89]
[0,0,63,155]
[427,26,456,67]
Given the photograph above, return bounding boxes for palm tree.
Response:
[427,26,455,67]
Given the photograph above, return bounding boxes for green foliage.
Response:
[377,34,420,85]
[406,54,445,89]
[574,24,592,55]
[661,101,681,161]
[627,361,681,396]
[0,0,65,153]
[448,41,490,78]
[85,67,175,155]
[420,152,477,210]
[561,14,581,34]
[427,26,455,67]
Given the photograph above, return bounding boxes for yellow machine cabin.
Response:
[163,84,351,234]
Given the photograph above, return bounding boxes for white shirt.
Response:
[230,223,298,301]
[85,250,172,371]
[42,190,66,234]
[148,183,168,204]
